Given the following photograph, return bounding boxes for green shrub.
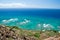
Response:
[34,33,40,38]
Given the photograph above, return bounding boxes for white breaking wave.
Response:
[58,31,60,33]
[18,19,30,25]
[43,24,49,27]
[2,18,18,23]
[43,24,53,28]
[43,24,54,30]
[37,23,54,30]
[37,24,41,27]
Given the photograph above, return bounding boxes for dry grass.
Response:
[0,25,60,40]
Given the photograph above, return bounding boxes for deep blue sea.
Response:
[0,8,60,30]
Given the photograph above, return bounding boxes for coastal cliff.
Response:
[0,25,60,40]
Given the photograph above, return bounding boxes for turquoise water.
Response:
[0,9,60,30]
[0,16,60,30]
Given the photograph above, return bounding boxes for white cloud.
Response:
[2,18,18,23]
[0,3,40,8]
[0,3,59,8]
[0,3,27,8]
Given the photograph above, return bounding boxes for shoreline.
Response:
[0,25,60,40]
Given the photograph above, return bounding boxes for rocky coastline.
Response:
[0,25,60,40]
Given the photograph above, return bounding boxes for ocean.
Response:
[0,8,60,30]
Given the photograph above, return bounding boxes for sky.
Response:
[0,0,60,8]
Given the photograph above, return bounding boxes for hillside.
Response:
[0,25,60,40]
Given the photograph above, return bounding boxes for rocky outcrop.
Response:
[44,37,60,40]
[0,25,60,40]
[0,25,37,40]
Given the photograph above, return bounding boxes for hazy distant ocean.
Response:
[0,8,60,30]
